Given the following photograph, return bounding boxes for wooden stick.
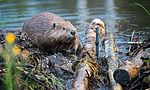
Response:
[71,19,105,90]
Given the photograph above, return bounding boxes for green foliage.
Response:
[49,74,65,90]
[0,34,21,90]
[0,33,65,90]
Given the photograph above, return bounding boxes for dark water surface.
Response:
[0,0,149,43]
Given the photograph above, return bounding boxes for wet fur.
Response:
[22,12,79,53]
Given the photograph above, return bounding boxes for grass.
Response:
[0,33,65,90]
[135,2,150,16]
[49,74,65,90]
[0,33,21,90]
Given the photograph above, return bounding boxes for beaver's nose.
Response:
[70,31,75,35]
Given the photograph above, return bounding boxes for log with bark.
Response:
[104,34,122,90]
[71,19,105,90]
[71,59,98,90]
[113,49,150,86]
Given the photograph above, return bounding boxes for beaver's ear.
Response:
[52,23,56,29]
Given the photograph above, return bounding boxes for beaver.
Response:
[22,12,79,54]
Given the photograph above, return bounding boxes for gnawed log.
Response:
[71,19,105,90]
[113,60,139,86]
[104,34,122,90]
[113,49,150,86]
[84,19,106,60]
[71,59,98,90]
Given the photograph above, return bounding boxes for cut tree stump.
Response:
[113,49,150,86]
[113,60,139,86]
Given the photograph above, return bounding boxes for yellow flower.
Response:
[5,33,16,44]
[12,45,21,55]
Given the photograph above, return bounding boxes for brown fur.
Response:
[22,12,79,53]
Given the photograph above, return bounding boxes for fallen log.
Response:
[71,59,98,90]
[104,34,122,90]
[71,19,105,90]
[84,19,106,60]
[113,60,139,86]
[113,49,150,86]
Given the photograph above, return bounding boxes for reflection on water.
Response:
[0,0,149,37]
[0,0,149,89]
[104,0,118,34]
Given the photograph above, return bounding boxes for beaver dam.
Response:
[0,12,149,90]
[0,0,150,90]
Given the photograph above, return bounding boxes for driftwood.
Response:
[71,62,90,90]
[104,34,122,90]
[71,19,105,90]
[113,49,150,86]
[84,19,106,60]
[71,60,98,90]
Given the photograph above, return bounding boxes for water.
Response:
[0,0,149,89]
[0,0,150,47]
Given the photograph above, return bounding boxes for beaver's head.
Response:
[61,21,77,44]
[89,19,106,36]
[44,21,79,53]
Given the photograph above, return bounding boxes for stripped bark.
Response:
[113,49,150,86]
[113,60,139,86]
[104,34,122,90]
[71,19,105,90]
[71,60,98,90]
[84,19,106,60]
[71,63,90,90]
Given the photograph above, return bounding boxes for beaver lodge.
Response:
[0,11,150,90]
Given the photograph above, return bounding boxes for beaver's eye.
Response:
[63,28,65,30]
[52,23,56,29]
[96,23,100,25]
